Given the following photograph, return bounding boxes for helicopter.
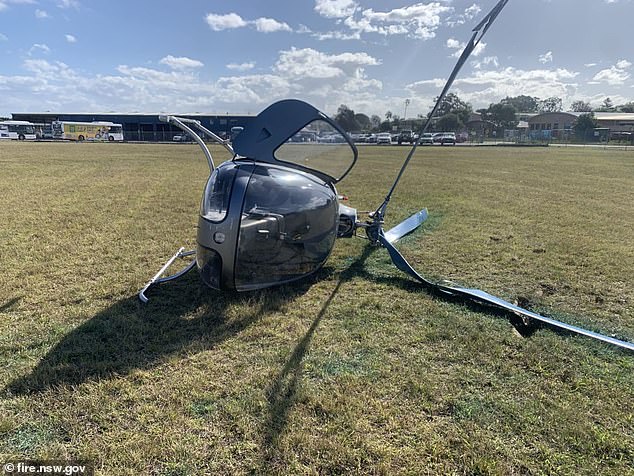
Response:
[138,0,633,352]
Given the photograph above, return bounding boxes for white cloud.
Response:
[539,51,553,64]
[57,0,80,9]
[204,12,247,31]
[274,47,380,79]
[464,4,481,20]
[0,0,36,12]
[65,34,76,43]
[159,55,204,70]
[446,38,461,49]
[314,0,358,19]
[28,43,50,55]
[592,67,630,85]
[591,60,631,85]
[0,33,7,41]
[472,56,499,69]
[0,42,384,117]
[254,17,292,33]
[226,62,255,72]
[205,12,292,33]
[348,3,452,39]
[447,2,481,26]
[313,30,360,41]
[407,67,580,109]
[446,38,486,58]
[35,9,48,18]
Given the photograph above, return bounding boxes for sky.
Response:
[0,0,633,118]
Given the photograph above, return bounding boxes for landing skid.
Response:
[138,247,196,303]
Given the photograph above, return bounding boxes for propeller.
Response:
[367,0,634,351]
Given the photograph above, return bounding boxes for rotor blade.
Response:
[378,230,634,352]
[374,0,511,221]
[384,209,428,244]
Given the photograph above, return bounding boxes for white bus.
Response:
[0,120,37,140]
[52,121,124,141]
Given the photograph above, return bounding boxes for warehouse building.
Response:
[9,112,256,141]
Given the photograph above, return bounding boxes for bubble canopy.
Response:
[232,99,358,184]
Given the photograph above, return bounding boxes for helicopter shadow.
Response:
[259,243,547,466]
[4,271,326,396]
[260,246,375,467]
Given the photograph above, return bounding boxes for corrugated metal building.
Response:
[9,112,256,141]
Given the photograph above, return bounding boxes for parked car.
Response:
[172,133,192,142]
[419,133,434,145]
[376,132,392,144]
[397,130,416,145]
[439,132,457,145]
[366,133,377,144]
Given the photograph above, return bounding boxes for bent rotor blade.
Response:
[375,0,510,221]
[378,230,634,352]
[384,209,428,244]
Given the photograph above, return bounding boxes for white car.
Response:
[376,132,392,144]
[172,133,191,142]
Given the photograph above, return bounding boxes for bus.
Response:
[0,120,37,140]
[51,121,124,141]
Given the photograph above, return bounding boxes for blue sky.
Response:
[0,0,632,118]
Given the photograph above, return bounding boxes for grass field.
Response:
[0,141,633,475]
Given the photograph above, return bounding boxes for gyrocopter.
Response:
[138,0,633,352]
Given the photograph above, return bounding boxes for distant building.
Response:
[10,112,256,142]
[527,111,634,139]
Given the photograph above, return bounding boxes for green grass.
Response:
[0,141,633,475]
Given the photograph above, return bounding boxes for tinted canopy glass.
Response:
[235,165,338,290]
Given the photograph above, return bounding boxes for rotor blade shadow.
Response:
[260,246,375,467]
[4,272,321,396]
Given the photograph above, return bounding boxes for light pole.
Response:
[404,99,410,122]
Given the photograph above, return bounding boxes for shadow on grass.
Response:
[4,270,326,396]
[0,297,21,314]
[260,246,375,468]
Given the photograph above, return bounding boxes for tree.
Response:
[385,110,393,122]
[481,103,518,129]
[501,95,539,113]
[618,102,634,113]
[354,113,371,130]
[370,115,381,129]
[571,100,592,112]
[435,113,461,132]
[600,97,615,111]
[573,113,598,138]
[430,92,472,124]
[334,104,360,132]
[539,97,563,113]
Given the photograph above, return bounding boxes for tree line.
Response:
[334,94,634,136]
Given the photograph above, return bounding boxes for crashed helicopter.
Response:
[138,0,633,352]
